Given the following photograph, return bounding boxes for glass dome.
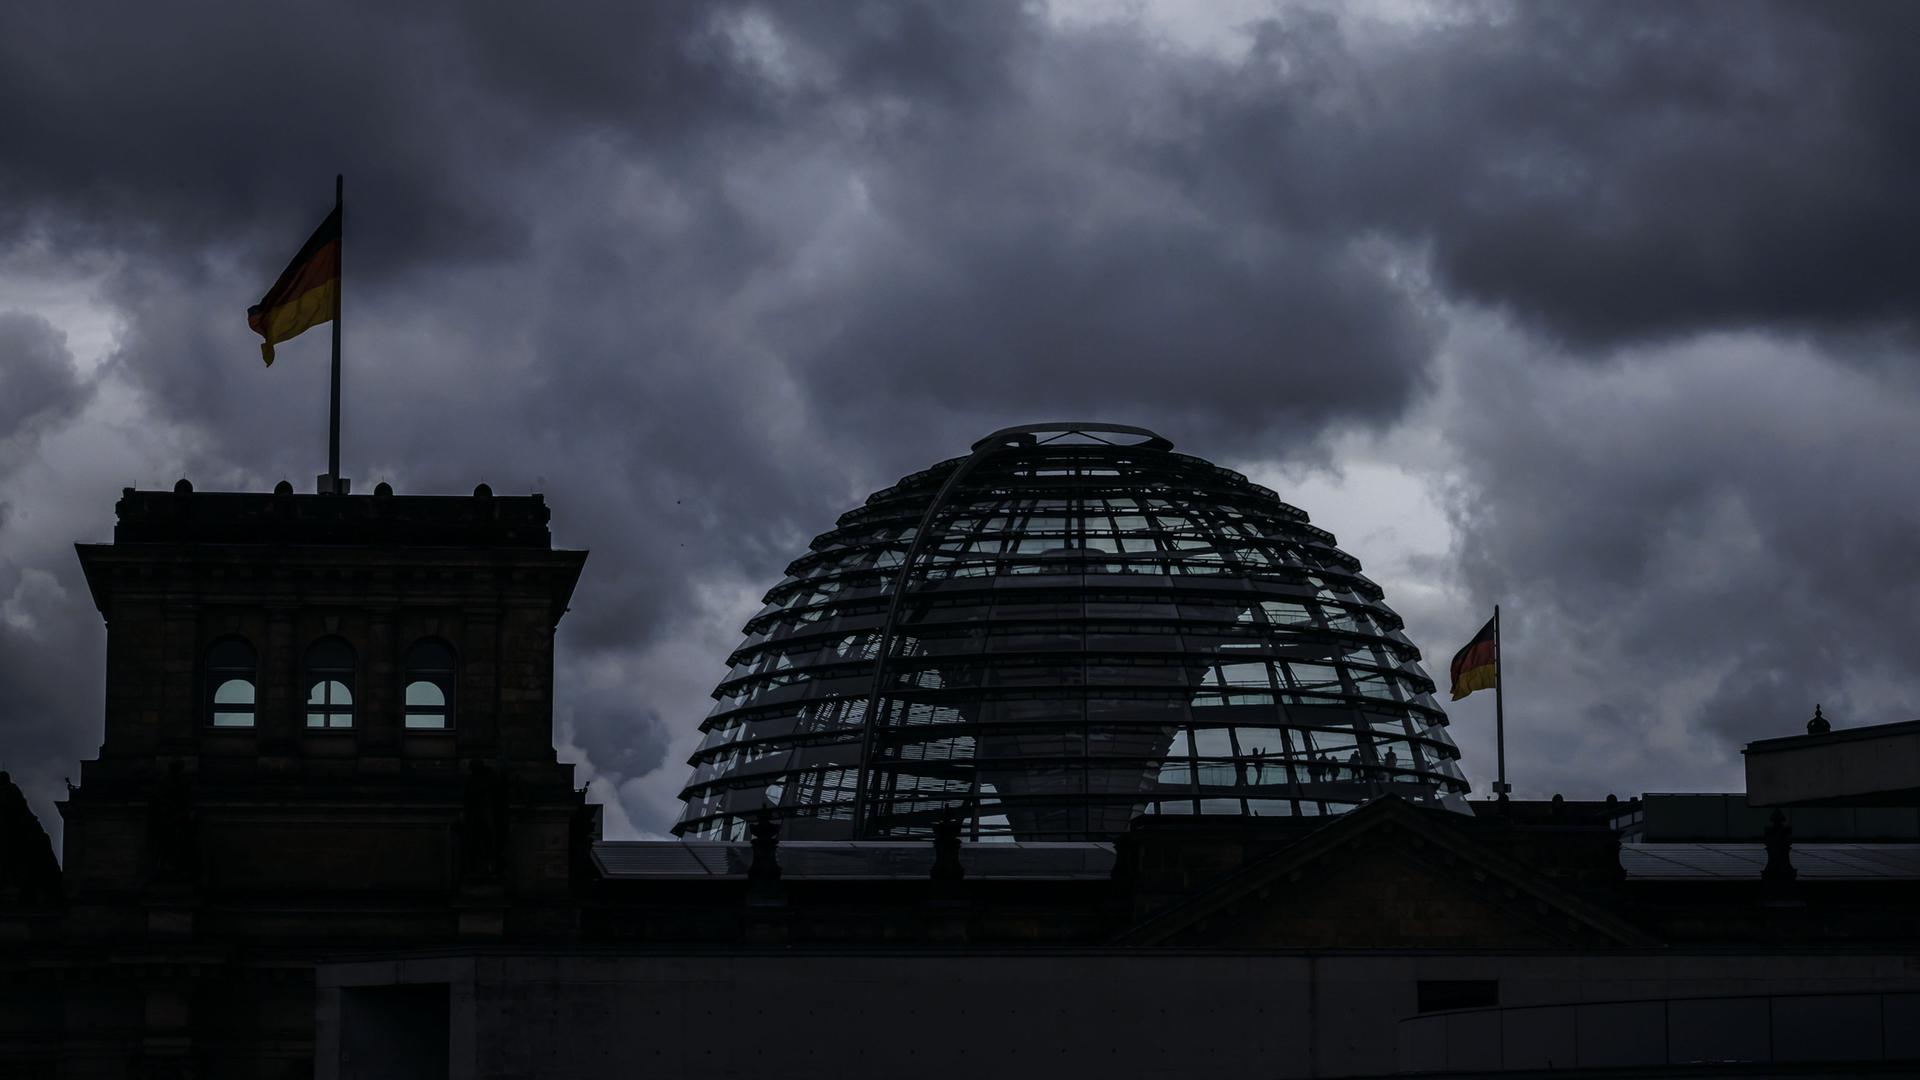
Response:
[675,423,1471,841]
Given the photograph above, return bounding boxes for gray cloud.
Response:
[6,1,1920,838]
[1434,328,1920,795]
[0,312,91,444]
[1193,1,1920,350]
[0,314,102,841]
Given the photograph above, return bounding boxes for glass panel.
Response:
[405,681,446,708]
[214,678,254,705]
[1218,662,1272,688]
[307,679,352,706]
[211,711,254,728]
[306,679,353,728]
[1195,761,1239,786]
[1191,728,1236,756]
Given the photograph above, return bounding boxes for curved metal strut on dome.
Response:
[849,426,1043,836]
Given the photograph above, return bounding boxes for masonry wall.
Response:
[9,490,594,1078]
[316,949,1920,1080]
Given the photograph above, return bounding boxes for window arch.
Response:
[403,638,458,730]
[305,637,356,729]
[206,637,257,728]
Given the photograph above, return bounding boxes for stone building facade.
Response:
[2,486,1918,1078]
[5,486,592,1077]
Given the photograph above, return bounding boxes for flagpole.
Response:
[327,173,343,493]
[1494,603,1508,799]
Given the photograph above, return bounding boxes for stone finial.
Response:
[273,480,294,495]
[748,808,781,884]
[931,817,965,882]
[374,481,393,496]
[1807,704,1830,735]
[173,478,192,493]
[1762,809,1796,883]
[473,483,493,498]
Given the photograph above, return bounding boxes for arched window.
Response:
[404,638,457,730]
[305,637,356,729]
[206,637,257,728]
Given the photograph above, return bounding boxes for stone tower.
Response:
[61,483,593,945]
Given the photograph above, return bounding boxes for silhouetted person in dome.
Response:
[1383,747,1399,780]
[1346,751,1362,781]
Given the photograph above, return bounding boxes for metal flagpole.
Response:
[1494,604,1508,799]
[327,174,343,493]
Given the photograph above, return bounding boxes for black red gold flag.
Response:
[246,206,340,366]
[1449,614,1499,701]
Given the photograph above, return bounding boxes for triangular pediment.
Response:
[1117,798,1657,948]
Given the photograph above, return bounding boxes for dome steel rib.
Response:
[674,423,1471,842]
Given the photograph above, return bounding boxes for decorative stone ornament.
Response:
[1762,809,1797,883]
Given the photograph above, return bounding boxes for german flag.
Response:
[247,206,339,366]
[1449,614,1498,701]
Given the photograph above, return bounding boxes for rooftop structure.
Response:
[593,839,1116,880]
[1746,713,1920,807]
[60,483,592,943]
[9,477,1920,1079]
[676,422,1470,842]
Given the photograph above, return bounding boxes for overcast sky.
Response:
[5,0,1918,845]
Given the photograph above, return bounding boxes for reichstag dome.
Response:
[675,423,1471,841]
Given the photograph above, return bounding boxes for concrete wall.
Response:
[316,949,1920,1079]
[1399,988,1920,1073]
[1746,723,1920,806]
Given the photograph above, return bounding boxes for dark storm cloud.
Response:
[0,0,746,269]
[42,0,1440,669]
[556,679,675,793]
[1403,2,1920,347]
[1435,331,1920,794]
[0,1,1031,272]
[7,0,1920,835]
[1157,1,1920,351]
[0,558,97,822]
[787,148,1430,435]
[0,315,101,839]
[0,313,91,444]
[0,1,1099,837]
